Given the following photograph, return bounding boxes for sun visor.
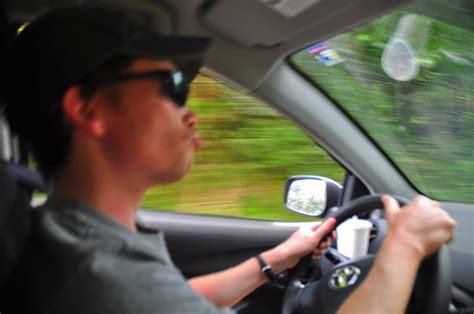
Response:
[201,0,412,47]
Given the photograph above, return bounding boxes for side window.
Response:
[141,74,345,221]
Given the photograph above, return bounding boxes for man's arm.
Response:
[338,231,423,313]
[338,195,456,314]
[188,218,336,308]
[189,195,455,311]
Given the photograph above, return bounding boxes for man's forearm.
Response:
[187,219,337,308]
[338,235,423,314]
[188,248,287,308]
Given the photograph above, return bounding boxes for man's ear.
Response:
[62,86,106,137]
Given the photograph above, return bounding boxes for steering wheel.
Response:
[282,194,451,314]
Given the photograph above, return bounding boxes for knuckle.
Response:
[448,218,457,229]
[414,195,431,207]
[414,195,425,203]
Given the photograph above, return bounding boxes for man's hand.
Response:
[189,218,337,307]
[339,196,456,314]
[382,195,456,261]
[273,218,336,269]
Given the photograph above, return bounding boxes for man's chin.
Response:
[150,160,194,186]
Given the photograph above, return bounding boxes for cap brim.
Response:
[124,32,211,80]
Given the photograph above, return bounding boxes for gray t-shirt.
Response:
[21,196,235,314]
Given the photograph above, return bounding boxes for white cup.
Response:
[336,216,373,259]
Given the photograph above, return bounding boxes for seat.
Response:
[0,115,46,312]
[0,163,33,286]
[0,162,46,313]
[0,110,46,312]
[0,4,47,311]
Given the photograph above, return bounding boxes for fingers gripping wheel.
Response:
[326,195,408,228]
[282,195,451,314]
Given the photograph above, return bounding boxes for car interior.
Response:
[0,0,472,313]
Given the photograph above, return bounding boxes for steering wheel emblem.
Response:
[329,265,361,290]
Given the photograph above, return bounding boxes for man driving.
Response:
[3,5,455,314]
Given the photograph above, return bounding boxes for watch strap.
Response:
[255,254,276,283]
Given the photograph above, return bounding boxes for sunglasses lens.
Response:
[171,71,188,107]
[172,71,184,88]
[109,69,190,107]
[162,73,189,107]
[174,86,189,107]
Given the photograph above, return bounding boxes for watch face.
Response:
[256,255,275,280]
[262,265,275,280]
[329,265,361,290]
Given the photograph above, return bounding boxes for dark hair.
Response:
[14,55,135,181]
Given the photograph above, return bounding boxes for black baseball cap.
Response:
[3,5,210,137]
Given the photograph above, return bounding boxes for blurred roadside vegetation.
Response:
[141,75,345,221]
[143,2,473,219]
[32,2,471,218]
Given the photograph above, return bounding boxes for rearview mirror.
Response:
[284,176,342,217]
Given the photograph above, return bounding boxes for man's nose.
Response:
[183,108,198,128]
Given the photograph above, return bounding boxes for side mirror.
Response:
[284,175,342,217]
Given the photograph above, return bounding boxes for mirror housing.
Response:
[284,175,342,217]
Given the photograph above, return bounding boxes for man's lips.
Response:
[191,133,204,150]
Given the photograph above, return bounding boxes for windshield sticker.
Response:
[260,0,320,18]
[307,43,345,66]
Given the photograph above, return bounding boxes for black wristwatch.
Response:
[255,254,280,287]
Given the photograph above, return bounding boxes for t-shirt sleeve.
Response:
[46,243,235,314]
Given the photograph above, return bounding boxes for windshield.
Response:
[290,0,473,203]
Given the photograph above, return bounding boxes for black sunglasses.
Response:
[104,70,189,107]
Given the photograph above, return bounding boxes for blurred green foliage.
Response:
[291,5,473,203]
[141,76,345,221]
[143,1,473,220]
